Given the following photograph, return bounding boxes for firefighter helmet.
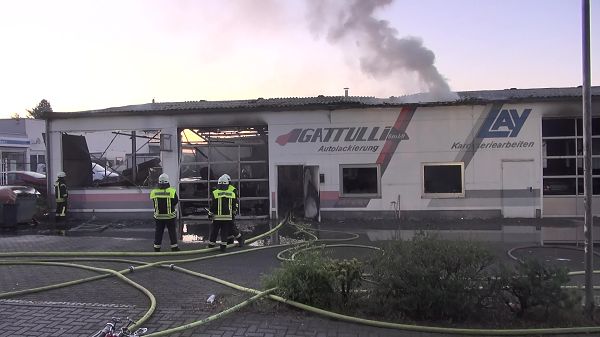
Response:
[57,172,66,178]
[158,173,169,184]
[217,174,230,185]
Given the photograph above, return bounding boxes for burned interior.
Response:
[179,126,269,219]
[61,130,162,188]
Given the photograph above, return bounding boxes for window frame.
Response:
[421,162,465,199]
[339,164,381,198]
[542,117,600,196]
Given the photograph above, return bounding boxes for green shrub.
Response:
[263,249,365,310]
[500,259,579,319]
[263,249,335,308]
[369,233,496,321]
[330,258,363,308]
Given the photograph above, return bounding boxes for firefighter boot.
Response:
[237,236,245,248]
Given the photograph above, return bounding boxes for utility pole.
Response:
[581,0,594,317]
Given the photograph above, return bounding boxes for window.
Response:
[542,117,600,196]
[422,162,465,198]
[339,164,380,197]
[62,130,161,188]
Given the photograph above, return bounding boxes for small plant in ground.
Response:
[330,258,363,309]
[263,249,335,308]
[499,259,579,319]
[263,248,366,311]
[369,233,496,322]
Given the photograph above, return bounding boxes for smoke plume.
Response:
[306,0,457,101]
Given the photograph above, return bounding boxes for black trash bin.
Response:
[2,203,18,231]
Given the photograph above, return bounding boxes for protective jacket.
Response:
[54,179,68,202]
[150,184,178,220]
[210,184,238,221]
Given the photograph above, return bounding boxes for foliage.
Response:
[263,248,364,310]
[499,259,579,319]
[369,233,496,322]
[263,249,335,309]
[330,258,363,308]
[27,99,52,119]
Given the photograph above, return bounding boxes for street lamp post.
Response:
[581,0,594,317]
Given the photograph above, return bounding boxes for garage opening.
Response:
[277,165,320,221]
[179,126,269,219]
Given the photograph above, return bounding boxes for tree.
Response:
[27,99,53,119]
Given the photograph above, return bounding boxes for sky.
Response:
[0,0,598,118]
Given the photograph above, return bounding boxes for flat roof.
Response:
[47,86,600,120]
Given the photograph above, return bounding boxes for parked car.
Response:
[92,163,120,182]
[4,171,47,196]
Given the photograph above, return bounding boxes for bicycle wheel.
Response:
[89,330,107,337]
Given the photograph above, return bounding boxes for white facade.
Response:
[45,87,600,220]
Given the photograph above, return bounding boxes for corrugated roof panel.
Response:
[51,86,600,118]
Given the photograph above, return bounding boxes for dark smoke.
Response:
[307,0,457,101]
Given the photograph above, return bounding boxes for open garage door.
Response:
[277,165,320,221]
[179,126,269,219]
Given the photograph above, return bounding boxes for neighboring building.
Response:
[44,86,600,222]
[0,118,45,172]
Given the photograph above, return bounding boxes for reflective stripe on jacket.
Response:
[211,187,236,221]
[150,187,178,220]
[55,181,68,202]
[226,184,239,215]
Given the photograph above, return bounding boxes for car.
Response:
[4,171,47,195]
[92,163,120,182]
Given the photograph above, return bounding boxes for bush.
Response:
[499,259,579,319]
[263,248,364,310]
[330,258,363,308]
[369,233,496,322]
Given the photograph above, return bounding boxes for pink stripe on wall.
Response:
[70,192,149,203]
[320,191,339,201]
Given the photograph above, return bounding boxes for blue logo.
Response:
[478,109,531,138]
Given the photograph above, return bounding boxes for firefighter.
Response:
[222,175,244,247]
[150,173,180,252]
[208,174,238,252]
[54,171,68,228]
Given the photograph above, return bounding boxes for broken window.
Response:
[340,164,380,197]
[422,162,464,198]
[179,126,269,218]
[61,130,161,188]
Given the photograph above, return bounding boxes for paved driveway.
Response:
[0,220,598,337]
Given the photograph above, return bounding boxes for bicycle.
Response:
[90,317,148,337]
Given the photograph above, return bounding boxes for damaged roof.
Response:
[49,86,600,119]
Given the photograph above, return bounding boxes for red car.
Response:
[4,171,47,196]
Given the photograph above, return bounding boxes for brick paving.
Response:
[0,222,598,337]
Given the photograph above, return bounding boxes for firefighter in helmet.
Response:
[221,174,244,247]
[54,171,68,228]
[150,173,180,252]
[208,174,238,252]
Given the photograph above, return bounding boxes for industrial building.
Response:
[44,86,600,222]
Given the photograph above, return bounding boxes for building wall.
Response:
[46,98,600,219]
[269,104,541,219]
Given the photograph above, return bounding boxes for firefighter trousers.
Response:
[154,218,179,251]
[208,220,232,248]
